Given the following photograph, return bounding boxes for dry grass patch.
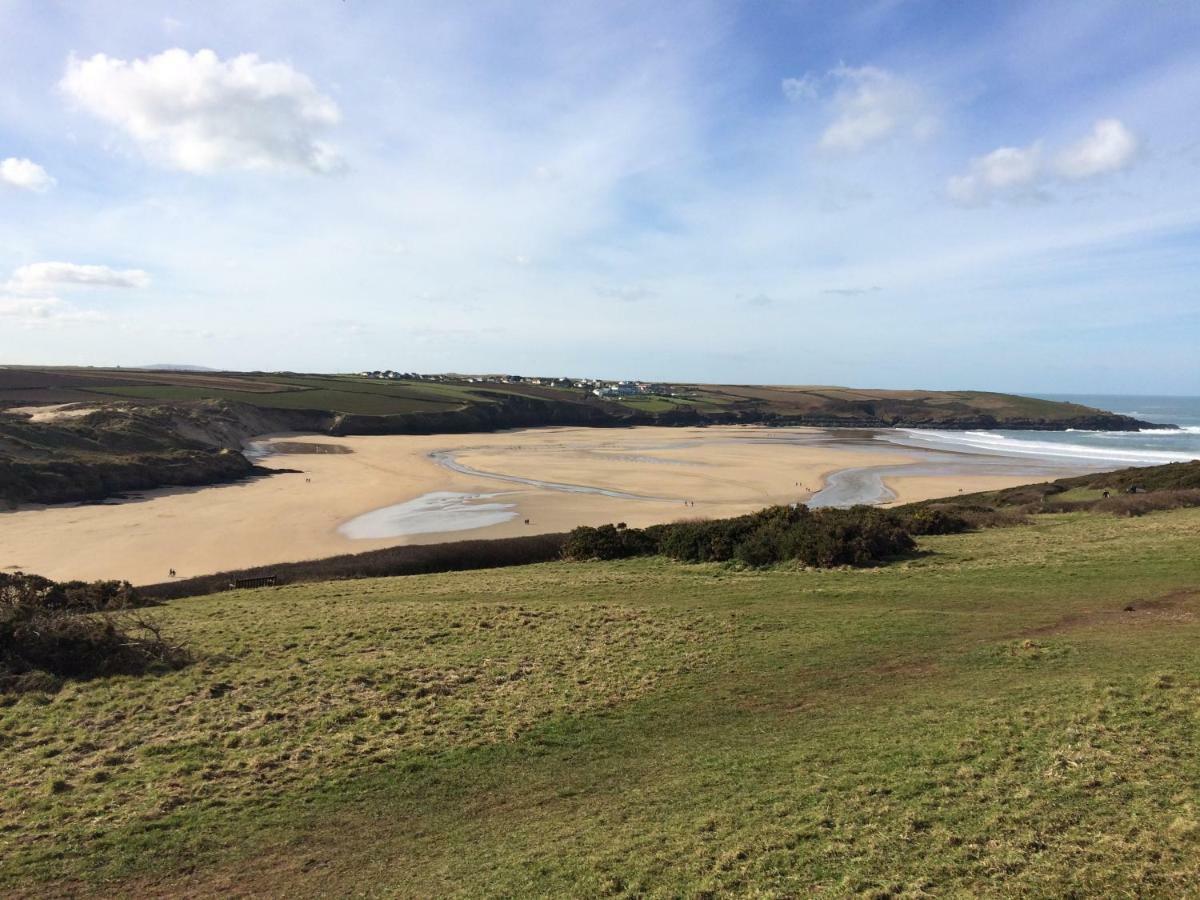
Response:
[0,589,718,883]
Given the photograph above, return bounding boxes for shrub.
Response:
[899,507,970,536]
[785,506,915,568]
[0,573,189,693]
[1092,489,1200,518]
[0,572,146,612]
[566,505,915,569]
[954,507,1030,529]
[562,524,657,560]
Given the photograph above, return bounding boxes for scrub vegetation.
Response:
[0,574,189,695]
[902,459,1200,526]
[2,506,1199,896]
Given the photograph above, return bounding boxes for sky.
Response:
[1,0,1198,393]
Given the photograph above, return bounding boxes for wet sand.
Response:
[0,426,1079,584]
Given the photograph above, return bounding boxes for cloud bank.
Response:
[61,49,343,174]
[7,262,151,293]
[0,296,105,325]
[1,261,149,326]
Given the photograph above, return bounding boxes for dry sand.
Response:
[0,426,1046,584]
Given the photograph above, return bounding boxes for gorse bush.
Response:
[1,573,189,694]
[898,507,970,536]
[564,504,917,568]
[561,523,657,560]
[0,572,147,612]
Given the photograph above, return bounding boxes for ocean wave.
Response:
[1139,425,1200,434]
[895,429,1199,465]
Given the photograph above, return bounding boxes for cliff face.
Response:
[0,401,316,506]
[327,395,1152,435]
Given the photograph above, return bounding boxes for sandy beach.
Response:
[0,426,1067,584]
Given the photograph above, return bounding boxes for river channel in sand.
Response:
[0,425,1103,583]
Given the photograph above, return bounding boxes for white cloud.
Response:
[61,48,342,174]
[949,119,1138,205]
[7,262,151,293]
[818,65,930,153]
[0,296,105,326]
[0,157,55,192]
[946,142,1043,205]
[1055,118,1138,179]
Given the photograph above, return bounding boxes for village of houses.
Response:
[355,370,675,400]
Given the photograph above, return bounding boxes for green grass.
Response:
[3,509,1200,896]
[81,376,571,416]
[615,395,701,412]
[84,384,467,415]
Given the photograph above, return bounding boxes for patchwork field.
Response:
[0,366,1149,428]
[3,507,1199,897]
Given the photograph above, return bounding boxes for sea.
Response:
[891,395,1200,467]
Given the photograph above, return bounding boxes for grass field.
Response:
[3,509,1200,897]
[0,367,1144,430]
[85,384,469,415]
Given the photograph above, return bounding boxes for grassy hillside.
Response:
[902,459,1200,522]
[0,365,1154,429]
[3,508,1199,896]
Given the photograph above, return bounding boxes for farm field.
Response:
[3,507,1199,897]
[0,366,1144,427]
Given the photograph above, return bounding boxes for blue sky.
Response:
[1,0,1198,392]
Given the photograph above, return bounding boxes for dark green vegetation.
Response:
[904,459,1200,526]
[565,504,915,568]
[0,365,1159,506]
[2,507,1199,897]
[141,532,570,601]
[1,574,189,695]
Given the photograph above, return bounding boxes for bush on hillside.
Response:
[896,507,970,536]
[561,523,658,560]
[0,572,148,612]
[1,573,189,693]
[564,504,916,569]
[1093,488,1200,518]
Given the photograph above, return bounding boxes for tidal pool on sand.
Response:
[338,491,519,539]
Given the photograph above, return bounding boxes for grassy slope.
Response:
[0,366,1139,426]
[3,509,1200,897]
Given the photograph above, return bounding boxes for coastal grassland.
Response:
[612,395,705,412]
[84,383,468,415]
[3,509,1200,897]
